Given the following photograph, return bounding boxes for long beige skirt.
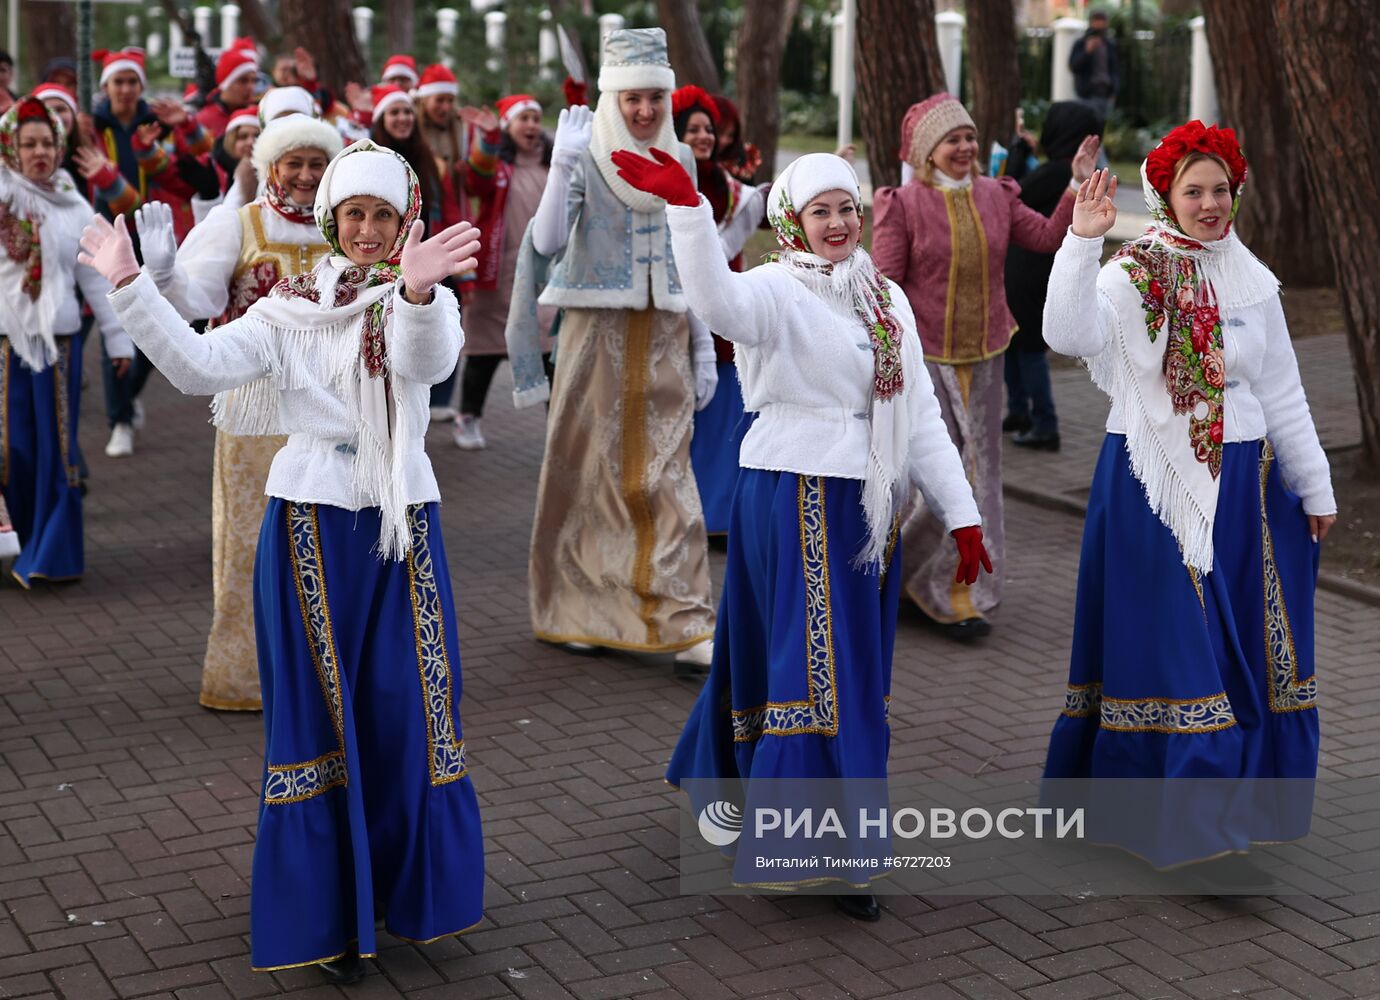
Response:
[199,429,285,710]
[529,307,715,651]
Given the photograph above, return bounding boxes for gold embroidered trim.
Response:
[732,476,838,742]
[0,339,9,487]
[52,338,80,488]
[879,512,901,590]
[621,308,661,645]
[1061,682,1238,734]
[1259,443,1317,714]
[405,506,468,785]
[941,189,990,362]
[265,503,348,805]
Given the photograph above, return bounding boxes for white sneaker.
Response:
[453,415,486,450]
[673,638,714,668]
[131,399,145,431]
[429,405,457,423]
[105,423,134,458]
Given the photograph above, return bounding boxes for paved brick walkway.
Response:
[2,333,1378,999]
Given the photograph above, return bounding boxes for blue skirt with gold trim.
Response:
[668,470,902,787]
[1,336,84,587]
[250,500,484,971]
[689,362,751,536]
[1043,437,1319,863]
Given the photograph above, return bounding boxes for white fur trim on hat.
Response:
[34,86,78,115]
[252,113,344,177]
[258,86,317,124]
[326,149,410,215]
[499,98,541,129]
[381,63,419,87]
[220,60,258,90]
[768,152,861,220]
[415,81,458,98]
[596,63,675,94]
[374,89,412,117]
[99,59,146,88]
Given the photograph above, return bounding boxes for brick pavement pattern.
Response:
[2,333,1378,1000]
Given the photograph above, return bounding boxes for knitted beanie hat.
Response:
[900,93,975,169]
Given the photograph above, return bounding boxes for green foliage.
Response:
[779,89,838,137]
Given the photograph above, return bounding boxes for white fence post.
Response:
[484,11,506,74]
[1051,17,1086,102]
[598,13,625,56]
[538,9,558,81]
[1188,16,1219,124]
[935,10,964,97]
[219,3,239,49]
[835,0,856,150]
[352,7,374,52]
[192,6,213,46]
[436,8,460,69]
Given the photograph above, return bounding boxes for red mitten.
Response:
[610,148,698,207]
[563,76,588,108]
[951,526,994,586]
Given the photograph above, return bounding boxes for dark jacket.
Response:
[1004,102,1104,352]
[1068,30,1120,100]
[90,96,158,220]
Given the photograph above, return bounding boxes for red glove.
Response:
[611,148,698,207]
[563,76,588,108]
[952,526,993,586]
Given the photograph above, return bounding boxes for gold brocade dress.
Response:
[200,205,330,710]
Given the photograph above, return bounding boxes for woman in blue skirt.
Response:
[612,150,990,918]
[0,97,133,587]
[79,141,486,980]
[1040,123,1336,872]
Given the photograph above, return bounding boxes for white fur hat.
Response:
[258,86,318,125]
[597,28,675,94]
[768,152,861,221]
[252,112,344,178]
[324,149,410,215]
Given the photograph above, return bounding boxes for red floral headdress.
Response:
[671,85,719,125]
[1144,120,1247,196]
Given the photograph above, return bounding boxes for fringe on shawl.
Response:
[209,312,416,561]
[1086,311,1215,574]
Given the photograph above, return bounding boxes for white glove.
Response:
[689,312,718,412]
[134,201,177,288]
[551,105,594,167]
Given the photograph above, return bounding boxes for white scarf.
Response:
[212,258,414,560]
[589,92,679,213]
[1090,161,1280,572]
[0,167,89,371]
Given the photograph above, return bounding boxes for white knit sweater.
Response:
[666,198,980,533]
[1044,230,1335,515]
[107,272,460,513]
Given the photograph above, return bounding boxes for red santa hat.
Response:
[215,44,259,90]
[496,94,541,130]
[415,64,458,99]
[371,84,412,118]
[380,54,419,88]
[92,48,147,88]
[33,83,79,116]
[225,105,261,139]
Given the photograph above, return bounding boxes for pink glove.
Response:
[399,219,482,298]
[77,214,141,288]
[952,526,994,586]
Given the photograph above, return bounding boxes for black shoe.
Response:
[318,945,365,984]
[835,893,882,922]
[936,616,992,642]
[1187,854,1278,892]
[1012,429,1061,451]
[1002,414,1032,434]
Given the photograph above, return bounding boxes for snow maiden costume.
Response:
[872,94,1082,637]
[646,153,982,887]
[514,28,716,659]
[672,84,768,536]
[93,141,484,970]
[139,111,341,711]
[0,98,133,587]
[1041,123,1334,868]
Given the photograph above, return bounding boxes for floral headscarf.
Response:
[1112,122,1253,479]
[272,140,422,378]
[0,98,72,303]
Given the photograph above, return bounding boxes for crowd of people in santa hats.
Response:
[0,17,1338,983]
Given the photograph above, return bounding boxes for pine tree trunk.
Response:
[1202,0,1333,287]
[1274,0,1380,477]
[734,0,801,183]
[856,0,946,189]
[279,0,368,95]
[966,0,1021,169]
[655,0,721,92]
[21,0,75,86]
[385,0,416,58]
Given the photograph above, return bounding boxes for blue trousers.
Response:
[1003,350,1058,435]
